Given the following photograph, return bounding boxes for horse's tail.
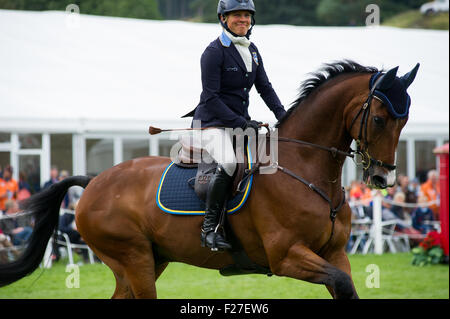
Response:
[0,175,92,287]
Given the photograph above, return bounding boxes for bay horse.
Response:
[0,60,419,299]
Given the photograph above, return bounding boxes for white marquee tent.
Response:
[0,9,448,185]
[0,9,448,133]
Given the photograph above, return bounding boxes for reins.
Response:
[244,72,398,255]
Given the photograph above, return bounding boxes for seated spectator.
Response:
[0,199,33,246]
[56,201,89,263]
[420,169,440,220]
[17,171,31,201]
[349,181,363,201]
[380,192,412,231]
[0,165,19,212]
[0,229,20,263]
[390,192,406,220]
[382,186,397,211]
[59,170,70,209]
[411,195,435,234]
[410,177,421,198]
[397,175,417,213]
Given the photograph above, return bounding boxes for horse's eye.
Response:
[373,116,385,127]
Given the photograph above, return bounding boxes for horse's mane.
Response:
[275,60,380,128]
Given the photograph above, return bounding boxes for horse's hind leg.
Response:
[121,243,158,299]
[87,238,157,299]
[270,243,358,299]
[112,272,134,299]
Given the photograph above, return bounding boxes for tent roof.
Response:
[0,9,448,136]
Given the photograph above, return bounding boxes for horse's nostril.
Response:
[372,175,387,189]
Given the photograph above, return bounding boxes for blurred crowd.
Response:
[347,169,441,236]
[0,163,444,261]
[0,165,86,263]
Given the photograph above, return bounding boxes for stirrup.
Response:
[201,227,231,251]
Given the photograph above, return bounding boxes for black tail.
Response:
[0,176,92,287]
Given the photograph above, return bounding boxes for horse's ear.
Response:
[400,63,420,89]
[377,66,399,90]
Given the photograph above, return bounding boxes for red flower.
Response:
[427,231,441,247]
[419,231,442,251]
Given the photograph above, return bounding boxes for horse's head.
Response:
[347,63,420,189]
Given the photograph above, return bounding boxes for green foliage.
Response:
[0,0,445,28]
[77,0,162,20]
[0,0,162,20]
[383,10,449,30]
[412,245,445,266]
[189,0,217,23]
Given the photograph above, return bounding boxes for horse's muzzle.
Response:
[367,166,396,189]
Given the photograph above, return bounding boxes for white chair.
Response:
[349,218,372,254]
[362,220,399,254]
[54,230,95,265]
[392,231,411,252]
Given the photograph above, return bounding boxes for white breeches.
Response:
[194,128,237,177]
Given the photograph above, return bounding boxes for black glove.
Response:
[243,120,263,132]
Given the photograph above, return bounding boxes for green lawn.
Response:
[0,253,448,299]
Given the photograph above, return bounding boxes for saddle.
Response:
[175,134,250,201]
[157,134,271,276]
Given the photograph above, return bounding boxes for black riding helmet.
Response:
[217,0,256,39]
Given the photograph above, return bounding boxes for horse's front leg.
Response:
[322,249,359,299]
[268,243,359,299]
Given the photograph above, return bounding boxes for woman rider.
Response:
[182,0,286,251]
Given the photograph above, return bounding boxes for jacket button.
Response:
[245,74,249,77]
[244,88,247,91]
[243,101,246,105]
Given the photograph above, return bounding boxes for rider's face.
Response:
[223,11,252,36]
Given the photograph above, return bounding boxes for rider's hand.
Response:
[243,120,262,132]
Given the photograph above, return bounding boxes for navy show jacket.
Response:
[182,32,286,128]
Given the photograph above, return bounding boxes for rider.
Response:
[182,0,286,250]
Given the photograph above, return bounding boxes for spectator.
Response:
[57,201,89,263]
[410,177,421,198]
[382,186,397,211]
[390,192,406,220]
[0,200,33,246]
[397,175,417,213]
[0,165,19,212]
[0,228,20,263]
[411,195,435,234]
[17,171,31,201]
[43,166,59,190]
[349,180,363,201]
[420,169,440,220]
[59,170,70,209]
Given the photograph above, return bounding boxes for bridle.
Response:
[347,74,397,176]
[245,72,398,255]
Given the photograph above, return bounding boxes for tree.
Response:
[317,0,375,26]
[0,0,162,20]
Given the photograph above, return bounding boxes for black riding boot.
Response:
[201,165,233,251]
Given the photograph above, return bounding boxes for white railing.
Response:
[349,195,440,255]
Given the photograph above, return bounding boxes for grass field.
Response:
[0,253,448,299]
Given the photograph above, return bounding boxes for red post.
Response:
[434,143,449,256]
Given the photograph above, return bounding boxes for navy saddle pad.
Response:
[156,148,254,216]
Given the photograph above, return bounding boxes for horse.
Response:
[0,60,419,299]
